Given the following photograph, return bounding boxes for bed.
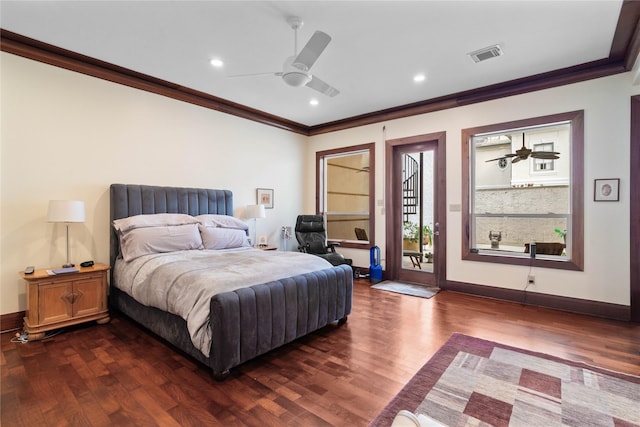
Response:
[109,184,353,380]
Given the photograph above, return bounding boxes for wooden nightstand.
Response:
[255,245,277,251]
[20,263,110,340]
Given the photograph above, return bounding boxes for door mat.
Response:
[371,281,440,299]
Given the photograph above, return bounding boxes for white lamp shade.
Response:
[246,204,266,219]
[47,200,86,223]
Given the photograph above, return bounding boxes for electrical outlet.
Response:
[527,275,535,284]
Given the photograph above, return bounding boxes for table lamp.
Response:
[246,204,266,246]
[47,200,85,267]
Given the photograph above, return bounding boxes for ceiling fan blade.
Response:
[511,157,522,164]
[531,152,560,159]
[306,75,340,97]
[294,31,331,70]
[485,156,506,162]
[531,151,560,155]
[486,153,518,162]
[228,71,279,78]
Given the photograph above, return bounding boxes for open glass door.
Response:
[400,150,435,272]
[397,145,436,285]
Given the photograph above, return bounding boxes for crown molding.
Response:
[2,2,638,136]
[0,29,309,136]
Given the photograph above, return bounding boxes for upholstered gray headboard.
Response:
[109,184,233,269]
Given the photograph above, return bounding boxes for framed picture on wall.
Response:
[256,188,274,209]
[594,178,619,202]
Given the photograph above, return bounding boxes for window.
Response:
[317,143,375,249]
[533,142,555,171]
[462,111,584,271]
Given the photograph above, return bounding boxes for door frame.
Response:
[385,131,447,287]
[631,95,639,322]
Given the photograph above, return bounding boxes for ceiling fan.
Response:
[230,16,339,97]
[485,133,560,164]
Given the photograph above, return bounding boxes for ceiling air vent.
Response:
[468,44,503,63]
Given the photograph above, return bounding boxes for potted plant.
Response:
[423,224,433,246]
[403,221,419,251]
[425,252,433,263]
[554,228,567,244]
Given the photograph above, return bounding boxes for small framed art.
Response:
[594,178,619,202]
[256,188,274,209]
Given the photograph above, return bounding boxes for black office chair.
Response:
[295,215,352,267]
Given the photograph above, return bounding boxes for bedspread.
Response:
[113,248,332,356]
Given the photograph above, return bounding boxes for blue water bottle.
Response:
[369,246,383,283]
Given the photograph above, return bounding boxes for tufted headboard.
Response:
[109,184,233,269]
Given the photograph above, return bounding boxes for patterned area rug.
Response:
[371,281,440,299]
[370,333,640,427]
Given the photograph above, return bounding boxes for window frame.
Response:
[316,143,375,249]
[461,111,584,271]
[532,141,555,172]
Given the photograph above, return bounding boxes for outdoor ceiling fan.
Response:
[230,16,339,97]
[486,133,560,164]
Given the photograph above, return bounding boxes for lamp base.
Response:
[63,263,75,268]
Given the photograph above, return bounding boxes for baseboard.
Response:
[444,280,630,321]
[1,311,24,334]
[1,280,630,333]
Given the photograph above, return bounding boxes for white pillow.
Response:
[119,223,203,262]
[199,225,250,250]
[195,214,248,231]
[113,213,198,232]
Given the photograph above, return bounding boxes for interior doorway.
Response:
[385,132,446,287]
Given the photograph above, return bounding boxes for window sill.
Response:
[463,250,583,271]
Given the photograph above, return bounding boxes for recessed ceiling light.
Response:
[310,99,319,106]
[209,58,224,68]
[413,73,426,83]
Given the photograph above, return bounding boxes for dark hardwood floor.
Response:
[2,279,639,426]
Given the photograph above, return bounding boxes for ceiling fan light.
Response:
[282,71,311,87]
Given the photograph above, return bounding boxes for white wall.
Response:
[3,51,638,315]
[0,53,307,315]
[308,72,639,306]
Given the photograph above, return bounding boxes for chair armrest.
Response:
[327,242,341,253]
